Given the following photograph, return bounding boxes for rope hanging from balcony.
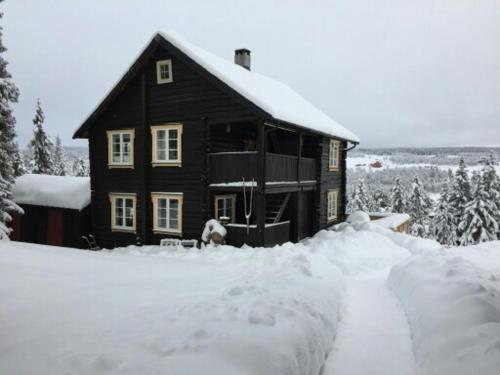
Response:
[242,177,254,235]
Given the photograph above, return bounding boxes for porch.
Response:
[207,121,320,247]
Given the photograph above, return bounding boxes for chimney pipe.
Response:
[234,48,251,70]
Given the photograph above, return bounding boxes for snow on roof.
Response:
[12,174,91,211]
[371,213,411,230]
[160,32,359,142]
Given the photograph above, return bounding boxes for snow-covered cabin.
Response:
[10,174,91,248]
[72,32,359,248]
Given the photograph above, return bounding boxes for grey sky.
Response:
[4,0,500,148]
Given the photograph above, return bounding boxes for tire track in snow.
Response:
[322,270,416,375]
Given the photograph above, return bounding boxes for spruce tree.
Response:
[458,164,499,245]
[390,177,407,213]
[481,153,500,239]
[349,178,371,212]
[430,183,456,246]
[408,176,432,237]
[11,141,25,177]
[448,157,472,241]
[72,157,89,177]
[29,99,54,174]
[0,3,23,239]
[52,135,66,176]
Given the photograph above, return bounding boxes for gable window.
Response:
[152,193,183,234]
[327,189,339,222]
[109,193,136,232]
[329,139,340,171]
[214,194,236,222]
[156,59,173,84]
[151,124,183,166]
[107,129,134,168]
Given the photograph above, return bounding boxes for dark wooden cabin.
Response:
[73,32,359,248]
[10,174,91,248]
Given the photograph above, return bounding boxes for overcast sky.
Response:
[4,0,500,148]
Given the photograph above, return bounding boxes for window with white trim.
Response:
[215,194,236,222]
[156,59,173,84]
[151,124,183,166]
[329,139,340,171]
[327,189,339,222]
[107,129,134,167]
[109,193,136,232]
[152,193,183,234]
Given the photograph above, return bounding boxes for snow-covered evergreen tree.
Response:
[72,157,89,177]
[10,141,25,177]
[458,163,499,245]
[481,153,500,239]
[390,177,407,213]
[52,135,66,176]
[430,183,456,246]
[29,99,54,174]
[448,157,472,242]
[349,178,371,212]
[408,176,432,237]
[371,189,389,212]
[0,4,23,239]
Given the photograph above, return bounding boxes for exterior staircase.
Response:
[265,193,291,224]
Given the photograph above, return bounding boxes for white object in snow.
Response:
[202,219,227,244]
[346,211,371,224]
[12,174,91,211]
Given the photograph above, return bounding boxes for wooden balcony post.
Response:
[256,121,266,246]
[296,132,302,181]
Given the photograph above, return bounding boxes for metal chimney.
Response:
[234,48,251,70]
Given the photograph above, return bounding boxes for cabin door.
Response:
[47,209,64,246]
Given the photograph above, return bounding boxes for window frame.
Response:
[156,59,173,84]
[109,193,137,232]
[106,129,135,168]
[151,192,183,235]
[151,124,183,167]
[328,139,340,171]
[214,194,236,223]
[327,189,339,223]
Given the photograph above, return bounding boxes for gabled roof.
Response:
[74,32,359,143]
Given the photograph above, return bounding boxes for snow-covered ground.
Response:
[1,225,499,374]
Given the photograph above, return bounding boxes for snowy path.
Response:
[323,270,416,375]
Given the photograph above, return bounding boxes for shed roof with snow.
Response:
[12,174,91,211]
[73,31,359,143]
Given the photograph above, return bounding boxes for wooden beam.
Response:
[256,121,266,246]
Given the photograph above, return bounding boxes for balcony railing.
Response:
[209,151,316,184]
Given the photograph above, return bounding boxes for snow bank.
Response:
[303,228,411,276]
[0,239,344,375]
[12,174,90,210]
[333,220,442,255]
[389,246,500,375]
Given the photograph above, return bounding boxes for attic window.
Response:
[156,59,173,84]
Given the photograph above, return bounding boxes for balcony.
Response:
[209,152,316,185]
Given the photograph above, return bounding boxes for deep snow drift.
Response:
[1,226,499,375]
[389,241,500,375]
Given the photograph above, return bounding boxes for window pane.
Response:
[168,129,177,139]
[160,64,170,79]
[168,150,178,160]
[169,219,178,230]
[125,217,133,227]
[157,150,165,161]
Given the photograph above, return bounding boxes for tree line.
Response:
[348,155,500,246]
